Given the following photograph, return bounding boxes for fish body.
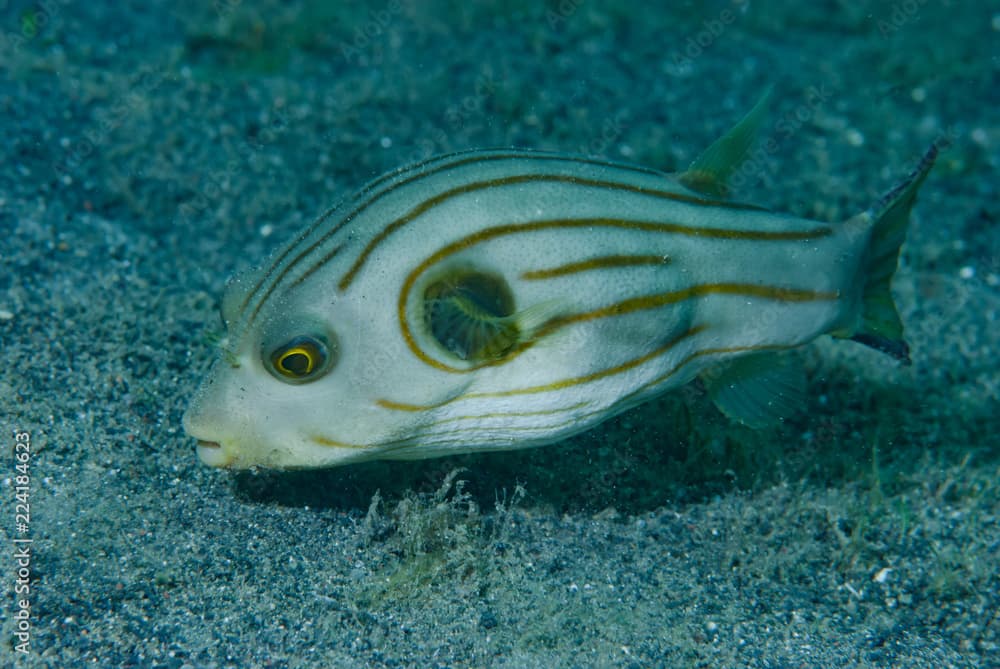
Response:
[183,98,935,469]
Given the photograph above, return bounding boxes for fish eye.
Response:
[266,334,336,383]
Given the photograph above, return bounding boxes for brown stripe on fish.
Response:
[238,151,501,326]
[397,214,836,372]
[400,277,837,374]
[376,395,463,412]
[240,150,675,329]
[386,326,709,410]
[427,400,592,424]
[311,428,490,454]
[287,243,346,290]
[370,413,598,456]
[520,254,671,280]
[406,416,590,441]
[310,434,376,450]
[560,283,840,325]
[237,200,345,321]
[377,403,594,434]
[338,175,776,292]
[314,318,814,454]
[462,324,706,396]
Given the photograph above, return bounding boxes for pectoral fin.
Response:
[702,352,806,428]
[679,87,773,197]
[422,268,565,363]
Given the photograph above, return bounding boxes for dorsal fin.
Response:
[679,87,773,197]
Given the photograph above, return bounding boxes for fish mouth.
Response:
[196,440,234,468]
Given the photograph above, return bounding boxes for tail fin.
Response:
[841,145,938,365]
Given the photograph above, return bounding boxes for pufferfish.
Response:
[183,93,936,469]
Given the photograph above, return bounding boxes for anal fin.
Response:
[702,352,806,428]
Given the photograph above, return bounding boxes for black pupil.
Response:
[282,351,312,376]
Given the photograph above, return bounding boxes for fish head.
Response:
[182,262,438,470]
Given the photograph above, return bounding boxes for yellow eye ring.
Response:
[267,335,334,383]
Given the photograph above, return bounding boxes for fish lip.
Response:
[196,440,233,468]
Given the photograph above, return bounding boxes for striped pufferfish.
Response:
[183,94,936,470]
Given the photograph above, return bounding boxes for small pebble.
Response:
[479,610,498,629]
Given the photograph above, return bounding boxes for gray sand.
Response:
[1,1,997,667]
